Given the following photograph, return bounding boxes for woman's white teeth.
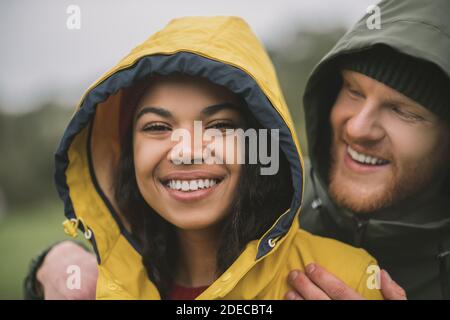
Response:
[167,179,218,191]
[347,146,388,165]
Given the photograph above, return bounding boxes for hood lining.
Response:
[86,118,143,257]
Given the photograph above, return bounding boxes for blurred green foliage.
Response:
[0,104,73,209]
[0,201,68,299]
[269,27,346,154]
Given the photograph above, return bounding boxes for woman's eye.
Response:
[206,121,237,131]
[142,123,172,132]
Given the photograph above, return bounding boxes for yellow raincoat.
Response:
[55,16,383,300]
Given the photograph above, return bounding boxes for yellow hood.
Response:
[55,16,305,299]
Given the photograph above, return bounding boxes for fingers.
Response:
[286,264,405,301]
[302,263,364,300]
[37,241,98,300]
[380,269,407,300]
[287,269,331,300]
[284,290,304,300]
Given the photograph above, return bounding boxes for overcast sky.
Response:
[0,0,377,113]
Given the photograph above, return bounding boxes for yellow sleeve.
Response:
[356,260,384,300]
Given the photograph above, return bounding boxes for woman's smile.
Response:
[159,170,226,202]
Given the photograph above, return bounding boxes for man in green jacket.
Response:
[26,0,450,299]
[286,0,450,300]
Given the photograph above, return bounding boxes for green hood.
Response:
[301,0,450,299]
[305,0,450,186]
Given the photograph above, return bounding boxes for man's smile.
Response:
[343,144,391,174]
[346,145,390,166]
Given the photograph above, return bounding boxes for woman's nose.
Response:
[167,124,206,165]
[181,139,205,164]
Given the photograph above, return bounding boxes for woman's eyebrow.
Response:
[201,102,239,116]
[135,106,174,121]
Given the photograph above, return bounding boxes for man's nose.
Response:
[345,101,385,143]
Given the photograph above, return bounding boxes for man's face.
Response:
[328,70,450,213]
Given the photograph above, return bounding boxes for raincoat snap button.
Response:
[221,273,232,282]
[268,238,276,248]
[311,198,322,210]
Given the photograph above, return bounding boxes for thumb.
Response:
[380,269,407,300]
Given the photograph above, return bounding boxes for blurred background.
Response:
[0,0,376,299]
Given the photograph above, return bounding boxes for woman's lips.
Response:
[159,171,226,202]
[162,179,222,202]
[160,170,224,182]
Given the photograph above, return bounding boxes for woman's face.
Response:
[132,75,244,231]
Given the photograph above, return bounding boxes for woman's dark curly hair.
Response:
[114,77,294,299]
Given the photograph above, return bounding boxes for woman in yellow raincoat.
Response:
[55,16,383,300]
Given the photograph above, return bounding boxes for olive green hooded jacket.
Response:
[300,0,450,299]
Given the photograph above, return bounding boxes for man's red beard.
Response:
[327,137,444,214]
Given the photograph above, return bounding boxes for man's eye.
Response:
[347,87,364,99]
[142,123,172,132]
[390,106,424,122]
